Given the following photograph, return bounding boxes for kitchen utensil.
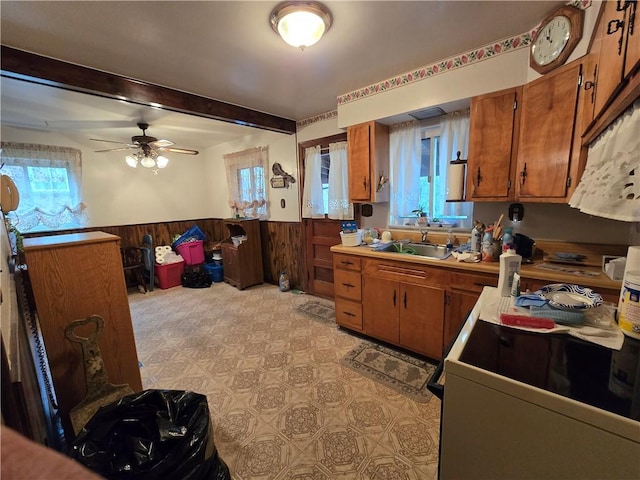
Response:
[65,315,134,435]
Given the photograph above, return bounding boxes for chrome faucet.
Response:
[419,229,428,243]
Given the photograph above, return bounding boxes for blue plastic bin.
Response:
[204,263,224,283]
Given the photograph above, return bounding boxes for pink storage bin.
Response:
[175,240,205,265]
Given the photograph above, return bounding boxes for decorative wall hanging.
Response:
[271,162,296,188]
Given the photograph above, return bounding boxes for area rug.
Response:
[295,301,335,324]
[340,342,436,402]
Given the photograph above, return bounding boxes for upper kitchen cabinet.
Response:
[515,61,583,201]
[583,0,640,142]
[466,86,522,201]
[590,0,639,117]
[347,121,390,203]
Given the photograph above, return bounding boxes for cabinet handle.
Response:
[403,291,407,309]
[607,18,626,55]
[363,176,367,191]
[520,163,527,186]
[473,282,495,288]
[628,0,636,36]
[340,260,354,266]
[393,290,396,306]
[616,0,632,11]
[342,282,355,289]
[343,311,355,317]
[476,167,482,186]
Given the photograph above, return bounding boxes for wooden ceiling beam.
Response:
[0,45,297,135]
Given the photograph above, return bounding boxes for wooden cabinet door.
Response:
[516,63,581,199]
[363,275,399,344]
[221,244,239,285]
[624,2,640,79]
[347,123,371,202]
[594,0,627,116]
[467,87,521,201]
[444,290,480,352]
[399,282,445,359]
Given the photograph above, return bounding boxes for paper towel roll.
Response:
[447,163,466,201]
[155,255,166,265]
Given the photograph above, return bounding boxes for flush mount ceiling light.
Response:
[270,1,332,50]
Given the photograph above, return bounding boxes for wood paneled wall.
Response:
[24,219,307,290]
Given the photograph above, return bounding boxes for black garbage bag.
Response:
[69,389,230,480]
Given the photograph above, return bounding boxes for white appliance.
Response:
[431,288,640,479]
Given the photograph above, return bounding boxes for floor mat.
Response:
[340,342,436,403]
[295,300,335,324]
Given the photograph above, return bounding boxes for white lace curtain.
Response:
[569,98,640,222]
[0,142,87,231]
[224,146,269,219]
[438,110,473,220]
[389,121,421,225]
[327,141,353,220]
[302,142,354,220]
[302,145,324,218]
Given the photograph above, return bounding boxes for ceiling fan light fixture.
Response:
[156,155,169,169]
[140,155,157,169]
[125,154,139,168]
[271,1,332,50]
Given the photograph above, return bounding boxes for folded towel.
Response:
[514,294,548,308]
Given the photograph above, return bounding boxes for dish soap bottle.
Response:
[279,271,290,292]
[497,249,522,297]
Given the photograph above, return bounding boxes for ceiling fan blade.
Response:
[90,138,130,145]
[158,147,200,155]
[151,139,175,148]
[94,146,137,153]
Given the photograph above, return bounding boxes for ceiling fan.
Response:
[91,122,199,171]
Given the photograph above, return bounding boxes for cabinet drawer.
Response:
[362,258,448,287]
[450,271,497,294]
[335,297,363,331]
[334,269,362,301]
[333,253,362,272]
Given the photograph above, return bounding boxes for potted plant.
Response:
[412,206,428,226]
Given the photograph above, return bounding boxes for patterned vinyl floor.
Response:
[128,282,441,480]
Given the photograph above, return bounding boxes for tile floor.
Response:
[128,282,441,480]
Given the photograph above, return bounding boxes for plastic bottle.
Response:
[446,229,454,251]
[471,222,484,253]
[502,227,513,251]
[497,249,522,297]
[481,228,494,262]
[279,271,290,292]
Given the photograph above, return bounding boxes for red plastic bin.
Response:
[155,261,184,289]
[175,240,205,265]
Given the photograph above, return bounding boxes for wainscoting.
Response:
[23,218,311,293]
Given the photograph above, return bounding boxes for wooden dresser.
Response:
[23,231,142,438]
[220,218,263,290]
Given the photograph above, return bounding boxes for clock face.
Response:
[531,15,571,66]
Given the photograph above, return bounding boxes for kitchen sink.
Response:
[378,242,451,260]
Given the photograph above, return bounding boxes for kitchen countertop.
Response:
[331,244,622,293]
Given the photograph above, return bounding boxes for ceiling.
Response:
[0,1,564,148]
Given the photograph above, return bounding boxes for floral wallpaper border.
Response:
[297,0,591,128]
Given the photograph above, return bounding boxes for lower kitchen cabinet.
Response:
[362,259,446,359]
[333,254,363,332]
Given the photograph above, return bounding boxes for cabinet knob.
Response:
[476,167,482,186]
[520,163,528,186]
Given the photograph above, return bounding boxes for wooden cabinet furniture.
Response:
[362,258,446,359]
[22,232,142,439]
[347,121,390,203]
[467,86,522,201]
[333,253,363,332]
[467,59,587,203]
[220,218,263,290]
[444,270,497,350]
[515,62,583,201]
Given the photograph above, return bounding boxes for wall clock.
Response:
[530,5,584,75]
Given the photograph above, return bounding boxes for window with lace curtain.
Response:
[0,142,87,232]
[224,146,269,219]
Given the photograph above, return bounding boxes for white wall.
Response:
[205,129,299,222]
